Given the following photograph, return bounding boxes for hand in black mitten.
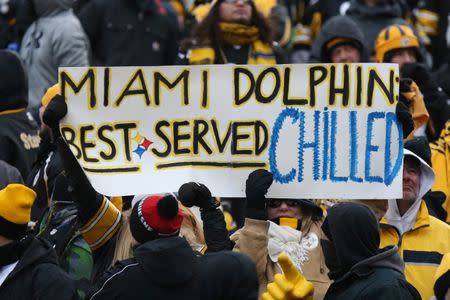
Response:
[396,100,414,138]
[42,94,67,135]
[178,182,218,211]
[399,78,413,95]
[245,169,273,220]
[401,63,433,87]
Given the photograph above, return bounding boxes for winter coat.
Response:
[88,236,258,300]
[310,15,369,62]
[231,218,329,300]
[0,237,77,300]
[346,0,407,55]
[324,245,420,300]
[27,137,64,221]
[430,120,450,222]
[381,201,450,300]
[20,0,90,111]
[78,0,180,66]
[0,110,40,180]
[414,0,450,69]
[382,149,450,300]
[0,50,39,180]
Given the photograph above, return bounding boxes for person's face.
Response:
[330,44,361,63]
[219,0,252,25]
[390,48,417,69]
[402,157,421,203]
[266,199,302,219]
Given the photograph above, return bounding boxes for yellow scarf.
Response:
[189,23,276,65]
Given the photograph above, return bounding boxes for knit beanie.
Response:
[41,84,59,108]
[0,184,36,240]
[323,37,362,63]
[404,136,431,167]
[0,50,28,112]
[129,195,184,244]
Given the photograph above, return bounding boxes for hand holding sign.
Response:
[43,94,67,135]
[178,182,219,211]
[262,253,314,300]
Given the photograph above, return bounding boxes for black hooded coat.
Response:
[322,203,420,300]
[88,236,258,300]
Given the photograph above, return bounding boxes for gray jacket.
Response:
[345,0,407,56]
[20,0,90,110]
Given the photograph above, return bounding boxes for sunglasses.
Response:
[223,0,252,4]
[266,199,301,208]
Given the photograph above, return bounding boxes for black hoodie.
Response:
[0,50,39,180]
[322,203,420,300]
[89,236,258,300]
[0,237,76,300]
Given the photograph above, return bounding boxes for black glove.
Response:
[178,182,218,211]
[245,169,273,220]
[396,99,414,138]
[401,63,433,87]
[399,78,413,96]
[42,94,67,136]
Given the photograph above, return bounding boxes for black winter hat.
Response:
[0,50,28,112]
[404,136,432,167]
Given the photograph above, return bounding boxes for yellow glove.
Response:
[262,253,314,300]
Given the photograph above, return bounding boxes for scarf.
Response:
[188,23,276,65]
[267,221,318,272]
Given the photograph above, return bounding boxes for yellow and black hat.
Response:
[375,25,419,63]
[0,184,36,240]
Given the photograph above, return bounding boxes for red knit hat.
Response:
[130,195,184,244]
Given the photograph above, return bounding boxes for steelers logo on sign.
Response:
[400,37,410,47]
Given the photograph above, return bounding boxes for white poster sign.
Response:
[59,64,403,198]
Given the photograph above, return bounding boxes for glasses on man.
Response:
[223,0,252,4]
[266,199,301,208]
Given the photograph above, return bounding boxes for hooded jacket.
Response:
[20,0,90,110]
[323,203,420,300]
[0,50,40,180]
[0,237,77,300]
[324,245,420,300]
[309,15,368,63]
[88,236,258,300]
[381,149,450,300]
[346,0,407,55]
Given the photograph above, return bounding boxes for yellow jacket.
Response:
[430,120,450,222]
[380,201,450,300]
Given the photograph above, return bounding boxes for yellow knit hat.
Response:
[41,84,60,108]
[0,184,36,240]
[375,25,419,63]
